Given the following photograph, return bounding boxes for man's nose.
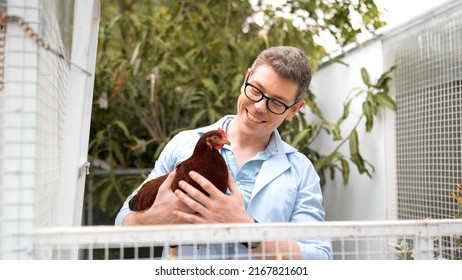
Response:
[254,98,268,113]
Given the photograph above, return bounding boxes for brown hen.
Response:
[128,128,230,211]
[128,129,230,258]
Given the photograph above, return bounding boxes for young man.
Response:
[115,46,332,260]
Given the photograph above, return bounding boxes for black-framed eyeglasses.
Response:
[244,71,301,115]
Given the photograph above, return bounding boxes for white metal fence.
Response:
[31,219,462,260]
[383,0,462,220]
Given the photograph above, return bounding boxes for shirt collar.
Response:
[265,132,278,155]
[195,115,296,155]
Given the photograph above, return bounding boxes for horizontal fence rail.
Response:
[30,219,462,260]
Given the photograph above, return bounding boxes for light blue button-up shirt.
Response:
[115,115,332,260]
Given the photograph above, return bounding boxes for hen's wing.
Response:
[128,174,168,211]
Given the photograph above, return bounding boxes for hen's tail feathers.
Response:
[128,198,137,211]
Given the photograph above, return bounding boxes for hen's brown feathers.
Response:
[128,129,230,211]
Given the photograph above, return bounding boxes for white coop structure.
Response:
[0,0,461,260]
[0,0,99,259]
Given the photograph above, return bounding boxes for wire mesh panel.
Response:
[31,219,462,260]
[383,1,462,220]
[36,0,73,229]
[0,0,73,259]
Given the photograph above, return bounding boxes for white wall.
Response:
[0,0,43,259]
[310,40,393,221]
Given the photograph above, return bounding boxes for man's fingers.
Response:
[188,171,223,197]
[158,170,176,191]
[174,187,207,213]
[172,210,204,224]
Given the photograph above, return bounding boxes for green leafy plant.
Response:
[282,66,396,186]
[394,183,462,260]
[450,183,462,219]
[434,183,462,259]
[394,240,414,260]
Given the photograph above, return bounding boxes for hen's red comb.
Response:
[217,128,226,138]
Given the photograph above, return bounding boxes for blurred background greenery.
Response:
[85,0,395,224]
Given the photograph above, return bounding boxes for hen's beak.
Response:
[218,139,231,146]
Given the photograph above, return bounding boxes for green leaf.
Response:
[350,153,367,174]
[111,141,125,165]
[360,67,370,86]
[325,151,341,164]
[201,78,219,96]
[112,120,131,138]
[328,57,349,67]
[99,183,114,211]
[377,65,397,87]
[313,158,324,172]
[375,65,397,93]
[207,107,218,123]
[304,95,325,120]
[349,129,368,174]
[338,100,351,124]
[349,129,359,154]
[95,130,106,145]
[332,124,342,141]
[375,76,390,89]
[172,57,189,71]
[129,42,141,66]
[362,101,373,132]
[340,158,350,185]
[191,109,207,126]
[291,128,311,147]
[375,92,397,111]
[329,165,335,180]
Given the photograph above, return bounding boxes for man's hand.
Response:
[172,171,255,224]
[123,171,194,225]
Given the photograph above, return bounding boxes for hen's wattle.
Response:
[128,128,230,211]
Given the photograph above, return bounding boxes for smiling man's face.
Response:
[236,64,304,141]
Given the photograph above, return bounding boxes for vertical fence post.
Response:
[56,0,100,258]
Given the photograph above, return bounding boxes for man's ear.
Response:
[285,100,305,121]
